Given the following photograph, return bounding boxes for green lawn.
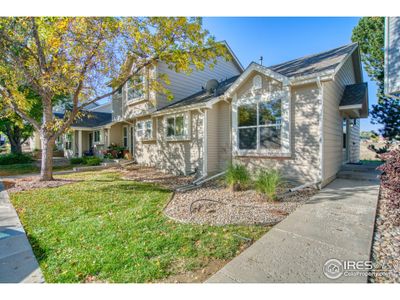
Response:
[0,163,74,176]
[10,171,269,283]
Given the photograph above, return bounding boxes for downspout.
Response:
[316,76,324,188]
[193,108,208,185]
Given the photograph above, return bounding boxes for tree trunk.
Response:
[10,142,22,154]
[40,134,55,181]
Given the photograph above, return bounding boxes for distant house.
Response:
[31,42,369,187]
[385,17,400,97]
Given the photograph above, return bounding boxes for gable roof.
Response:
[267,43,358,79]
[54,111,112,128]
[156,75,239,112]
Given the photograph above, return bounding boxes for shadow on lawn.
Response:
[95,182,171,194]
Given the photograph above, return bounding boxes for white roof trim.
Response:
[339,104,363,110]
[221,41,244,72]
[224,62,290,98]
[152,96,222,116]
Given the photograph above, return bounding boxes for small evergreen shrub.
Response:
[255,169,282,201]
[0,153,33,165]
[225,164,250,191]
[83,157,102,166]
[70,157,85,165]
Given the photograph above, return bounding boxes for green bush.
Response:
[70,157,85,165]
[83,157,102,166]
[225,164,250,191]
[255,170,282,201]
[0,153,33,165]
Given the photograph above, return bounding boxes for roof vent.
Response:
[205,79,219,94]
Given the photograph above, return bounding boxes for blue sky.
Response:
[203,17,380,133]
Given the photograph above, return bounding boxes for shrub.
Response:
[0,153,33,165]
[70,157,85,165]
[83,157,102,166]
[378,149,400,223]
[255,170,282,201]
[225,164,250,191]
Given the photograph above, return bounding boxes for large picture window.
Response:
[238,99,282,150]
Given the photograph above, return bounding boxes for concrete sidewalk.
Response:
[0,182,44,283]
[207,178,380,283]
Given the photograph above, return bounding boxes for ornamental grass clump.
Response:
[225,164,250,191]
[255,169,282,201]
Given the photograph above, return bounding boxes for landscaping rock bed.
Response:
[164,179,318,226]
[120,166,195,190]
[370,187,400,283]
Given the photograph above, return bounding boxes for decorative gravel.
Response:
[164,180,318,226]
[120,166,195,190]
[370,187,400,283]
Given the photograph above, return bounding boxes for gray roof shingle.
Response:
[268,43,358,78]
[339,83,368,107]
[157,75,239,111]
[54,111,112,128]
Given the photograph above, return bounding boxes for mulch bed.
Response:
[370,186,400,283]
[120,166,195,190]
[2,176,80,193]
[164,179,318,226]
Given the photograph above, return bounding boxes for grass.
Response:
[9,171,269,283]
[255,170,282,201]
[225,164,250,191]
[0,163,74,176]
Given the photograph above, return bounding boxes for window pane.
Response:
[145,121,152,138]
[167,118,175,137]
[260,126,281,149]
[175,116,184,136]
[238,128,257,150]
[127,76,144,99]
[259,99,281,125]
[238,104,257,127]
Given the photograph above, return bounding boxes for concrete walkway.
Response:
[207,174,380,283]
[0,182,44,283]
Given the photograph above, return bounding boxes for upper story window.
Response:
[165,113,190,140]
[136,119,153,140]
[127,75,145,101]
[238,98,282,150]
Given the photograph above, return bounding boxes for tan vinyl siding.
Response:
[206,101,232,174]
[109,123,123,145]
[233,82,321,184]
[322,56,356,184]
[385,17,400,95]
[156,57,241,109]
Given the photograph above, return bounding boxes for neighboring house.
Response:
[31,42,369,187]
[385,17,400,97]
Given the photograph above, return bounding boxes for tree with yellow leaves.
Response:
[0,17,228,180]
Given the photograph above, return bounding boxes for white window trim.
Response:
[232,87,291,157]
[93,130,103,144]
[164,112,191,141]
[126,73,147,105]
[136,119,154,141]
[122,125,129,148]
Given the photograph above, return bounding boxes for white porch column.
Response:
[78,130,83,157]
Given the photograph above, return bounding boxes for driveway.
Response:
[207,170,380,283]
